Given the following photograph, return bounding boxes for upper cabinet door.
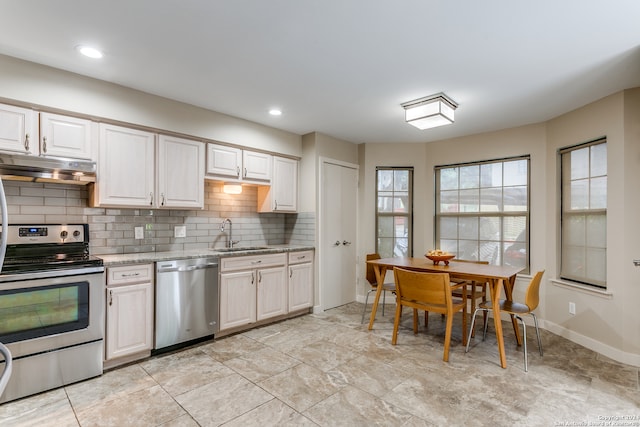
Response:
[206,143,242,179]
[0,103,38,155]
[272,156,298,212]
[39,112,93,160]
[242,150,272,182]
[157,135,205,209]
[96,123,156,207]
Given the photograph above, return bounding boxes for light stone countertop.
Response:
[97,245,315,266]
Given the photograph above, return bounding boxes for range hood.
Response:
[0,152,96,184]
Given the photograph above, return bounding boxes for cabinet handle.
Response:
[251,272,255,284]
[121,272,140,278]
[243,167,247,178]
[42,136,47,153]
[109,290,113,306]
[290,267,293,278]
[149,192,154,205]
[24,133,30,152]
[161,193,165,206]
[334,241,341,246]
[236,166,240,178]
[274,200,278,210]
[343,240,352,246]
[259,271,262,283]
[251,260,262,265]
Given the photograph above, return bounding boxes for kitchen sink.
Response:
[212,246,270,252]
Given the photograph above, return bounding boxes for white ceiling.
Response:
[1,1,639,144]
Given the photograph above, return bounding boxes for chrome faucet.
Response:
[220,218,239,248]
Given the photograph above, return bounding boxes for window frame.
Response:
[375,167,414,258]
[559,138,607,289]
[434,155,530,272]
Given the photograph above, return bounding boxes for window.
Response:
[435,156,529,271]
[560,139,607,288]
[376,167,413,258]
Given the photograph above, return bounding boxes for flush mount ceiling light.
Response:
[401,92,458,130]
[223,183,242,195]
[269,108,282,116]
[76,45,103,59]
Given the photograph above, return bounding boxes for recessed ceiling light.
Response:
[76,45,103,59]
[269,109,282,116]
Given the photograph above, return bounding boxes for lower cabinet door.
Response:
[289,262,313,311]
[256,266,287,321]
[220,270,257,330]
[105,282,153,360]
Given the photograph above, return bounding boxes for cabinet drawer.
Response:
[220,253,286,272]
[288,250,314,265]
[107,263,154,286]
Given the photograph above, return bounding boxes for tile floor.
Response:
[1,303,638,426]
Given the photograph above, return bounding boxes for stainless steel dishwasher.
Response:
[155,257,219,350]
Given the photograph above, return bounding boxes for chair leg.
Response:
[382,289,386,316]
[391,303,402,345]
[470,288,476,338]
[466,307,484,353]
[531,313,543,356]
[360,289,374,324]
[483,310,490,340]
[516,314,528,372]
[412,308,418,334]
[424,311,429,328]
[443,313,453,362]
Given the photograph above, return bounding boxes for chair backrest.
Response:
[393,267,451,307]
[365,253,382,285]
[525,270,545,311]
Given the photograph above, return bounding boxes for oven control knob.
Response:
[60,230,68,239]
[73,230,81,238]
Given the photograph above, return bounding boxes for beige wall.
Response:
[0,54,301,156]
[544,91,640,363]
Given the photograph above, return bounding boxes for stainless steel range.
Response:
[0,224,104,403]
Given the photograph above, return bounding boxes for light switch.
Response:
[134,226,144,240]
[174,225,187,238]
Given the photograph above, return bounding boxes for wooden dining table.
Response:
[366,256,524,368]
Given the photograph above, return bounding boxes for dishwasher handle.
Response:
[157,262,218,273]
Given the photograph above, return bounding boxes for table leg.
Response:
[490,278,507,368]
[502,275,522,346]
[367,265,387,330]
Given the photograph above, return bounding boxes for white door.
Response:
[320,160,358,310]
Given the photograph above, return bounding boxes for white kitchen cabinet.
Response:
[0,103,38,154]
[95,123,156,207]
[219,269,257,330]
[39,112,94,160]
[288,250,314,312]
[219,253,287,331]
[257,156,298,212]
[157,134,204,208]
[206,142,272,183]
[105,264,154,362]
[94,124,205,209]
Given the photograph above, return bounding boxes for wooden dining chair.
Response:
[361,253,396,324]
[465,270,545,372]
[450,259,489,337]
[392,268,467,362]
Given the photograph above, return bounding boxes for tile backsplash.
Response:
[1,180,315,255]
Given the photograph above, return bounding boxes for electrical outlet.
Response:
[569,302,576,315]
[134,226,144,240]
[174,225,186,238]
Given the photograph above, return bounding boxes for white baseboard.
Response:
[541,320,640,367]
